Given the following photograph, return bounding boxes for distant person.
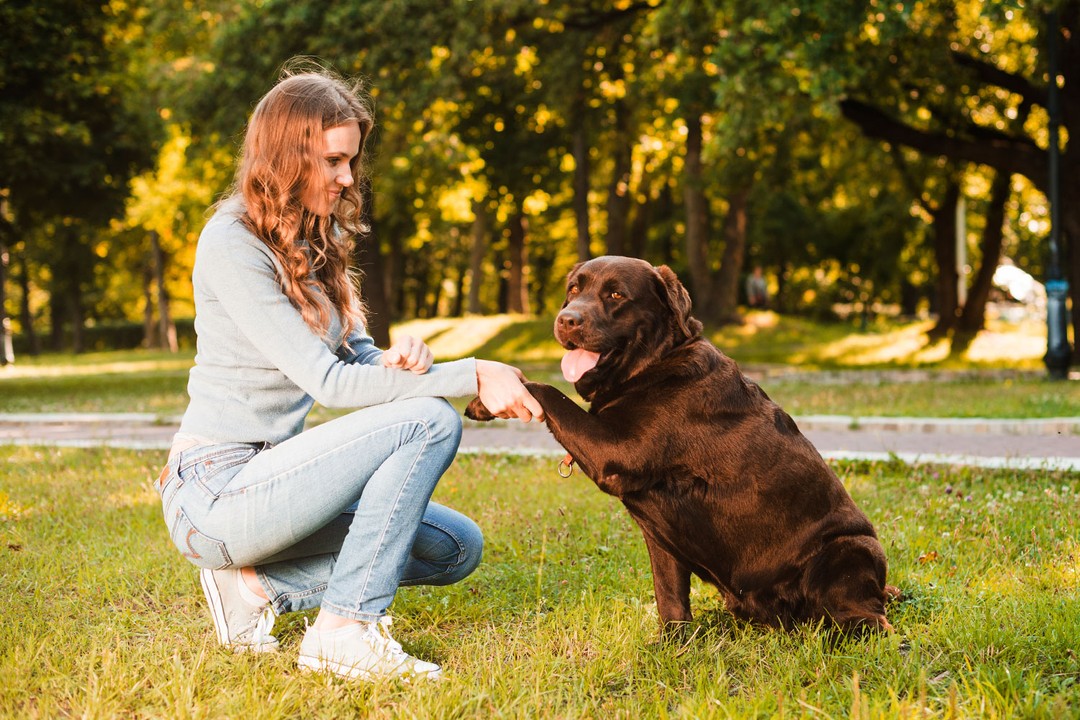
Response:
[155,62,542,681]
[746,266,768,308]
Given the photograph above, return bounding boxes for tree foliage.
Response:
[1,0,1072,365]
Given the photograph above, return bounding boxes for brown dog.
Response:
[467,255,896,633]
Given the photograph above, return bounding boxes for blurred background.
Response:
[0,0,1075,367]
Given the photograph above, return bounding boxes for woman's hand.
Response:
[380,335,434,374]
[475,360,545,422]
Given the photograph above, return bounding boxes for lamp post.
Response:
[1045,10,1072,379]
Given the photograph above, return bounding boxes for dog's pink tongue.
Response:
[561,349,601,383]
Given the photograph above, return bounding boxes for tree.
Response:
[833,1,1078,359]
[0,0,158,353]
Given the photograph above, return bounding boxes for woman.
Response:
[156,64,543,681]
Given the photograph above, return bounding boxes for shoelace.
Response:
[371,616,407,660]
[251,606,277,645]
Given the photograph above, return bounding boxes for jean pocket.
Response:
[157,455,182,511]
[178,443,260,498]
[166,505,232,570]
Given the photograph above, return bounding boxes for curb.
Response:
[794,415,1080,436]
[1,412,1076,436]
[0,412,183,425]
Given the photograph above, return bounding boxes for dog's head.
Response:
[555,255,703,401]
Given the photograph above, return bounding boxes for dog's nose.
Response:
[557,309,582,331]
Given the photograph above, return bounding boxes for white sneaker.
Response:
[297,617,442,681]
[199,568,279,653]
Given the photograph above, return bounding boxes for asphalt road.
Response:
[1,412,1077,471]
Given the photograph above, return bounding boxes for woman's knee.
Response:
[453,513,483,580]
[408,505,483,585]
[403,396,462,447]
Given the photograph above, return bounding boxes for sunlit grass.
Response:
[0,348,195,375]
[710,312,1053,369]
[392,314,529,361]
[1,447,1077,718]
[1,313,1075,418]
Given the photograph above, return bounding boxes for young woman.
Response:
[156,65,543,681]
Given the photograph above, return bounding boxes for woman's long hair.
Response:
[229,62,373,340]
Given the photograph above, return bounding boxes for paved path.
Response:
[1,412,1077,471]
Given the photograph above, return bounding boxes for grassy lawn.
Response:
[1,314,1076,419]
[1,447,1077,717]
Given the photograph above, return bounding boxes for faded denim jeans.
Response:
[157,397,482,622]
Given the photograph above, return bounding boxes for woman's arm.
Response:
[197,228,477,408]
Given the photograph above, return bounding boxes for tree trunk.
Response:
[776,262,790,312]
[957,172,1011,334]
[467,198,489,314]
[497,251,509,314]
[452,262,466,317]
[931,180,961,336]
[427,272,442,317]
[356,234,391,348]
[142,261,156,348]
[0,241,13,364]
[150,231,178,352]
[709,189,749,325]
[356,180,392,347]
[531,246,555,316]
[571,111,592,262]
[68,281,85,354]
[49,291,64,351]
[17,250,39,356]
[1065,184,1080,363]
[654,183,676,265]
[683,114,711,316]
[627,171,653,260]
[506,211,529,314]
[605,101,632,257]
[49,226,90,353]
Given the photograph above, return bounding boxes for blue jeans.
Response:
[157,397,482,622]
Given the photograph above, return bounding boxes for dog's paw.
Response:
[464,396,496,421]
[651,620,698,647]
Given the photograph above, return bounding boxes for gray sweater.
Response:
[177,199,478,445]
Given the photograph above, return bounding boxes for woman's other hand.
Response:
[475,360,544,422]
[381,335,434,374]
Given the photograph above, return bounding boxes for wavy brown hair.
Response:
[229,63,373,340]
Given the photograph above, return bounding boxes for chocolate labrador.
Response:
[467,255,896,633]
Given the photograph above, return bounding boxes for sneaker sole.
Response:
[297,654,441,681]
[199,569,279,653]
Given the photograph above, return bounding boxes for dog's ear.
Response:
[655,265,703,340]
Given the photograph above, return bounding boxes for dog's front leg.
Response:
[465,383,634,491]
[522,382,632,487]
[640,530,693,630]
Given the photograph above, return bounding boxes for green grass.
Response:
[2,313,1077,418]
[764,376,1080,419]
[1,447,1077,718]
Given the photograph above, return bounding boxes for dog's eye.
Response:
[610,291,623,300]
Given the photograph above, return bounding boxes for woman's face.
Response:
[302,122,362,217]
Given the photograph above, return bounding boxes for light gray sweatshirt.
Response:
[177,199,478,445]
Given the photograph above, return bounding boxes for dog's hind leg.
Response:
[810,535,893,633]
